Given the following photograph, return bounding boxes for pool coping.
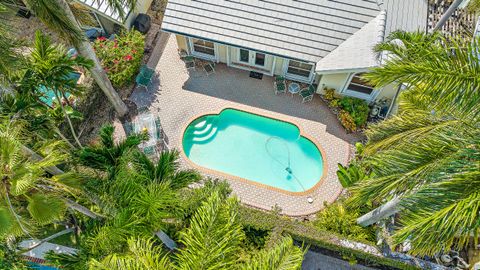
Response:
[179,107,329,197]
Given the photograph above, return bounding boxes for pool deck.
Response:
[127,34,362,216]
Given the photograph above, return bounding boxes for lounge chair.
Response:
[274,80,286,95]
[204,62,215,76]
[136,65,155,90]
[300,85,316,103]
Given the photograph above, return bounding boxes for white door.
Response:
[238,49,266,68]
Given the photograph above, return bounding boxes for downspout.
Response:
[433,0,465,31]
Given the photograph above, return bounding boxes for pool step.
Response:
[193,123,213,136]
[192,127,218,142]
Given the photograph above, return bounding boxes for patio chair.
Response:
[136,65,155,90]
[203,62,215,76]
[183,56,196,71]
[299,85,316,103]
[274,80,286,95]
[143,145,156,155]
[275,75,285,83]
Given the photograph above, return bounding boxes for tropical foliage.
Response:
[350,31,480,255]
[338,97,369,128]
[314,202,375,242]
[20,31,92,147]
[0,118,84,240]
[89,191,305,270]
[323,91,370,132]
[0,3,24,85]
[23,0,133,116]
[93,31,145,87]
[336,163,370,188]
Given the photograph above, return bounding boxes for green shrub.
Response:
[93,30,145,87]
[324,87,336,101]
[238,206,418,270]
[338,97,369,128]
[243,225,269,249]
[329,98,340,108]
[339,109,357,132]
[314,202,375,242]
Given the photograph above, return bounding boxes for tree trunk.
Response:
[357,197,401,227]
[65,199,102,220]
[21,146,64,176]
[43,0,128,117]
[53,127,76,150]
[54,90,82,148]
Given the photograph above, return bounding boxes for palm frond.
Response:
[88,237,171,270]
[26,193,66,225]
[242,236,305,270]
[175,191,244,270]
[24,0,84,44]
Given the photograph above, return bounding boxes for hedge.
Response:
[238,206,420,270]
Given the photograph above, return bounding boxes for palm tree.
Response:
[0,118,83,239]
[22,0,138,117]
[133,149,202,190]
[0,90,77,149]
[349,31,480,255]
[77,124,145,178]
[89,191,305,270]
[0,3,25,85]
[20,31,92,148]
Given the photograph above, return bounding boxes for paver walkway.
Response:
[129,35,362,216]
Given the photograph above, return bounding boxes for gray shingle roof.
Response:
[162,0,428,66]
[316,0,428,72]
[162,0,381,62]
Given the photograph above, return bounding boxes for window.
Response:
[192,38,215,56]
[347,73,375,95]
[239,49,249,63]
[287,60,313,78]
[255,53,265,66]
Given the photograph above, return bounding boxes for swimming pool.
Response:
[182,109,324,193]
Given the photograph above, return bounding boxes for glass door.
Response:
[254,52,265,67]
[237,49,266,67]
[239,49,250,64]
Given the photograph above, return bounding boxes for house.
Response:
[74,0,154,34]
[161,0,428,103]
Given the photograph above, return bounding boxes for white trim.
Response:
[226,46,231,66]
[341,72,378,101]
[270,56,277,76]
[188,37,217,61]
[284,59,315,83]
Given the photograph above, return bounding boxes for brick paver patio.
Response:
[128,35,362,216]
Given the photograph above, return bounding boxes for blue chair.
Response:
[136,65,155,90]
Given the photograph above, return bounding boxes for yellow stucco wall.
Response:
[316,73,351,94]
[176,35,188,51]
[376,84,397,100]
[316,72,398,101]
[217,44,228,63]
[273,57,285,75]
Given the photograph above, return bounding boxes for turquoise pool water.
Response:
[183,109,324,192]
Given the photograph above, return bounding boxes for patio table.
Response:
[288,82,300,96]
[132,111,158,149]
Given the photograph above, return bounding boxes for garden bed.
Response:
[320,88,370,133]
